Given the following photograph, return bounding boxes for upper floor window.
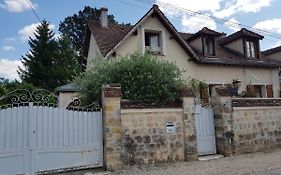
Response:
[203,37,215,56]
[145,31,163,54]
[245,40,257,58]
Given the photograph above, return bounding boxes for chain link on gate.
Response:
[0,89,58,109]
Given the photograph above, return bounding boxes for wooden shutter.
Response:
[246,84,256,97]
[266,85,273,98]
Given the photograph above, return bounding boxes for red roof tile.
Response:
[87,21,133,56]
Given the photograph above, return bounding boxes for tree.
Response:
[75,53,185,104]
[52,35,80,86]
[18,20,79,91]
[59,6,117,65]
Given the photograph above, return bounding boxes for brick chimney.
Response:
[100,7,108,28]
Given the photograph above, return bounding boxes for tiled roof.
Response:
[179,32,193,40]
[87,21,133,56]
[189,41,281,68]
[185,27,224,41]
[219,28,264,45]
[85,5,281,69]
[262,45,281,56]
[58,83,80,92]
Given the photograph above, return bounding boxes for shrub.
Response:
[75,53,185,104]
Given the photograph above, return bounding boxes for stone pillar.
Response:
[211,87,234,156]
[182,90,198,161]
[102,84,123,171]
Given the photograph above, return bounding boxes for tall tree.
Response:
[19,20,58,90]
[18,20,79,91]
[52,35,79,86]
[59,6,117,65]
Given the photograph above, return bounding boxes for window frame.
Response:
[244,39,259,59]
[202,36,216,56]
[142,28,165,55]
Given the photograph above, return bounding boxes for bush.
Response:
[75,53,185,104]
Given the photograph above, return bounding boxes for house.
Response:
[82,5,281,100]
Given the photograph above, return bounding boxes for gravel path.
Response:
[112,150,281,175]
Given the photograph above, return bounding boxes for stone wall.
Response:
[232,106,281,154]
[211,89,281,156]
[102,85,196,170]
[121,108,185,165]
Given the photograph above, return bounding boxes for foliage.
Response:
[0,79,37,96]
[75,53,185,104]
[239,91,256,98]
[59,6,118,65]
[0,80,38,106]
[18,20,79,91]
[187,78,207,95]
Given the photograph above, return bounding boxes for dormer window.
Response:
[203,36,215,56]
[245,40,257,58]
[145,31,163,54]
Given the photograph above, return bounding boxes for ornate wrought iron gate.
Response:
[0,90,103,175]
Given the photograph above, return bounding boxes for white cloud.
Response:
[253,18,281,34]
[0,0,37,13]
[156,0,273,18]
[0,59,22,80]
[214,0,273,18]
[181,14,217,33]
[155,0,273,34]
[18,23,55,42]
[2,46,15,52]
[156,0,223,16]
[224,18,241,32]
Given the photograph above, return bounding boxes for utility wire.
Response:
[25,0,42,23]
[134,0,281,41]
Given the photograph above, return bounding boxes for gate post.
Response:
[102,84,123,171]
[211,87,234,156]
[182,89,198,161]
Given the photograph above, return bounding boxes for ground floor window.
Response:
[247,84,273,98]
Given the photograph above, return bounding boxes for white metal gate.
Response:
[195,104,216,155]
[0,90,103,175]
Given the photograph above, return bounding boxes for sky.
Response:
[1,0,281,81]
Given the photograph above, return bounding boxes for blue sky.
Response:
[1,0,281,80]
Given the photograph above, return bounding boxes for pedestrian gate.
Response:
[195,104,216,155]
[0,90,103,175]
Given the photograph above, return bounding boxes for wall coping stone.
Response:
[233,106,281,111]
[232,98,281,107]
[121,108,183,114]
[215,87,232,97]
[102,84,122,97]
[181,89,195,97]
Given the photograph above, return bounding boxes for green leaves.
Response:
[76,53,185,104]
[58,6,118,65]
[18,21,79,91]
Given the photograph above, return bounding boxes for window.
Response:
[247,85,267,98]
[203,37,215,56]
[245,40,257,58]
[145,31,162,54]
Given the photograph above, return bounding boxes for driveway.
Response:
[112,150,281,175]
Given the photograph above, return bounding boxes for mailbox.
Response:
[166,122,176,133]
